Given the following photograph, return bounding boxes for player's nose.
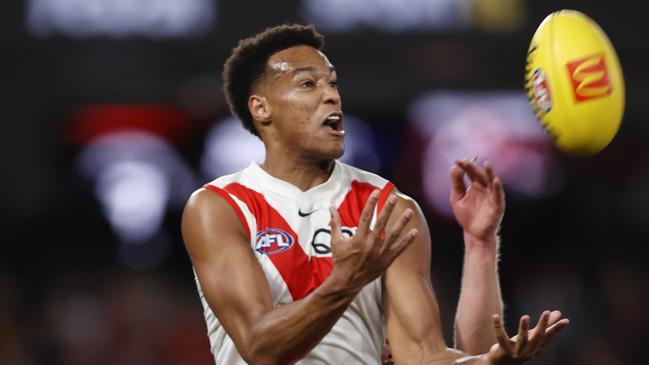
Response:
[323,84,341,105]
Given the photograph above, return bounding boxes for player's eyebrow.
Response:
[292,65,336,76]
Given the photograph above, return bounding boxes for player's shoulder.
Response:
[182,184,249,243]
[184,166,251,223]
[342,162,421,211]
[183,186,232,222]
[335,161,422,216]
[336,160,391,189]
[392,188,420,213]
[182,185,249,258]
[203,166,251,189]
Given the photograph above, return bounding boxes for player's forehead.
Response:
[267,45,335,76]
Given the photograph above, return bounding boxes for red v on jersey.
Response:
[210,181,394,301]
[222,182,328,300]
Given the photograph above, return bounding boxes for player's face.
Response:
[262,45,344,160]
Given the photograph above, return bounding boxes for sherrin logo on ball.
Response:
[530,67,552,115]
[525,10,625,155]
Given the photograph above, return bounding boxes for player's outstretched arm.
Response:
[450,159,505,353]
[413,311,570,365]
[383,192,569,365]
[182,188,416,365]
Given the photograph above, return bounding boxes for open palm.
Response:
[449,159,505,240]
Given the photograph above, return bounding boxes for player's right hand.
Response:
[328,190,418,291]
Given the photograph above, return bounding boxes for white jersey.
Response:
[196,160,395,364]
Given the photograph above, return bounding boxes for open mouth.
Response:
[322,113,344,133]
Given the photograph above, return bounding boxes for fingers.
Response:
[456,159,489,187]
[538,318,570,348]
[529,311,551,347]
[484,161,495,183]
[388,228,418,258]
[373,195,397,239]
[450,158,506,205]
[484,161,505,210]
[547,310,562,326]
[449,165,466,202]
[384,208,414,247]
[497,311,569,359]
[359,190,380,234]
[513,315,530,354]
[493,177,505,209]
[329,207,343,242]
[493,314,513,353]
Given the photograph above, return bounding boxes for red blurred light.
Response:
[67,104,192,145]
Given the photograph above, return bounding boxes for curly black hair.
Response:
[222,24,325,137]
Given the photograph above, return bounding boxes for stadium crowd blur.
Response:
[1,1,648,364]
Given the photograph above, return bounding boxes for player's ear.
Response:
[249,94,271,125]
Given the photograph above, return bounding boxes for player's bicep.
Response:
[383,196,447,363]
[182,189,273,350]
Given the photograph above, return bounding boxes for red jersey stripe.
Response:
[202,184,251,240]
[338,181,394,228]
[377,182,395,215]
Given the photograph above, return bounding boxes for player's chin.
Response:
[312,142,345,161]
[324,145,345,160]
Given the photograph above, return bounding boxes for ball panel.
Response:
[552,11,623,153]
[548,12,583,152]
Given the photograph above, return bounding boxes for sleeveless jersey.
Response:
[195,160,395,364]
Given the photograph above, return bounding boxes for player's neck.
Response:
[260,153,335,192]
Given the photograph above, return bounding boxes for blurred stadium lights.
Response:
[408,91,560,217]
[76,130,195,270]
[201,117,265,179]
[300,0,526,33]
[26,0,215,38]
[472,0,526,33]
[201,116,381,179]
[300,0,473,32]
[339,114,382,172]
[96,160,169,243]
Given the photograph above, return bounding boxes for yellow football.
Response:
[525,10,625,155]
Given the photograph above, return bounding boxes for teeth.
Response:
[326,115,340,122]
[323,115,340,128]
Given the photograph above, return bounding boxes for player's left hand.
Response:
[486,311,570,364]
[449,158,505,242]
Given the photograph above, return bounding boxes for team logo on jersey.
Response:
[310,227,357,255]
[255,228,294,254]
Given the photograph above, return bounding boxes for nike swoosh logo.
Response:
[298,209,318,217]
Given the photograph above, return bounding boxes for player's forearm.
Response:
[454,233,503,354]
[244,274,361,364]
[422,347,492,365]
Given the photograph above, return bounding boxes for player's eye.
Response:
[300,80,315,88]
[329,80,338,88]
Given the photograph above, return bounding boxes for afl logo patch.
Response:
[255,228,294,254]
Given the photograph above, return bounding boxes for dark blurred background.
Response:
[1,0,648,364]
